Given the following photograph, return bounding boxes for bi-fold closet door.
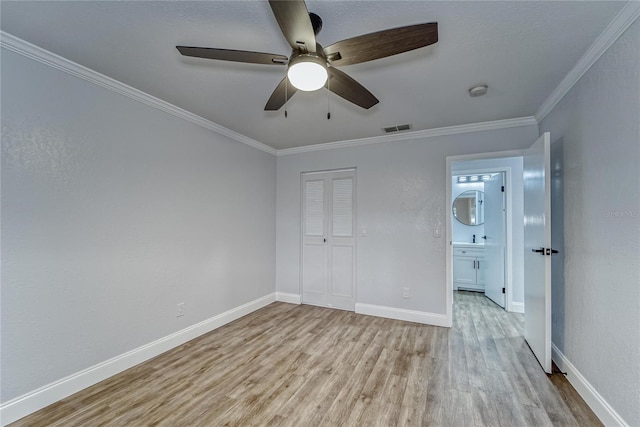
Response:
[301,169,356,310]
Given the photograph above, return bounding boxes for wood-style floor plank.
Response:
[10,291,602,427]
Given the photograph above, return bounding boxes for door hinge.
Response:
[502,288,505,294]
[501,185,505,192]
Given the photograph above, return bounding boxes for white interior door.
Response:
[523,132,552,373]
[484,173,506,308]
[302,170,356,310]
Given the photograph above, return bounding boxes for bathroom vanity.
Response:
[453,243,485,291]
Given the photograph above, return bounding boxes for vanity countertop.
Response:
[452,242,485,247]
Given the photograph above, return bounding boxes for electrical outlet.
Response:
[177,302,185,317]
[402,287,410,299]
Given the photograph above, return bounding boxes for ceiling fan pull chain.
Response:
[285,78,288,118]
[327,76,331,120]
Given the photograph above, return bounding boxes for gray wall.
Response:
[1,49,276,402]
[539,20,640,426]
[276,126,538,315]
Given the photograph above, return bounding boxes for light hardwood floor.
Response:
[11,291,602,426]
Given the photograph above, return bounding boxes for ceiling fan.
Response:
[176,0,438,111]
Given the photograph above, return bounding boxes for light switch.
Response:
[361,226,367,237]
[433,227,441,238]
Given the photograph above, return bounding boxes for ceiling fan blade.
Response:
[268,0,317,53]
[176,46,288,65]
[324,22,438,66]
[265,77,298,111]
[327,67,379,109]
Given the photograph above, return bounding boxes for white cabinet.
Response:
[453,245,485,291]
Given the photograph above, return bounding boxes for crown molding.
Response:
[276,116,538,156]
[10,0,635,159]
[0,31,535,158]
[535,1,640,122]
[0,31,277,156]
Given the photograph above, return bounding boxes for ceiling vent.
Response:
[383,123,412,133]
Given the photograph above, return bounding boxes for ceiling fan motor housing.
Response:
[309,12,323,35]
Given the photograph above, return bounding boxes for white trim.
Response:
[301,167,357,176]
[446,160,454,326]
[510,302,524,314]
[0,31,277,156]
[277,117,538,156]
[4,1,637,159]
[535,1,640,122]
[0,31,538,157]
[552,344,629,427]
[275,292,301,304]
[355,303,450,327]
[449,149,527,164]
[0,293,276,426]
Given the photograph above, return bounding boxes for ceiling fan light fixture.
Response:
[287,55,328,92]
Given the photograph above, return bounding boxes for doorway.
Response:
[452,170,507,308]
[301,169,356,310]
[446,136,555,374]
[446,153,526,314]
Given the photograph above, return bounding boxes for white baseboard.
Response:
[510,301,525,313]
[275,292,301,304]
[355,303,450,327]
[0,293,276,426]
[552,344,628,427]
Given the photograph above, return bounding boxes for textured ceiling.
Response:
[0,1,626,150]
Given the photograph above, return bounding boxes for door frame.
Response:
[299,168,357,310]
[445,150,524,324]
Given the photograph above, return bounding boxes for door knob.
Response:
[532,247,558,256]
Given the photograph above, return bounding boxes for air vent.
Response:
[383,124,412,133]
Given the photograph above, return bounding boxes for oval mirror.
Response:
[453,190,484,226]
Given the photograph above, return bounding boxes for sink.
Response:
[452,241,484,246]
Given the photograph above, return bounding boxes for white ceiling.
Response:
[1,1,626,150]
